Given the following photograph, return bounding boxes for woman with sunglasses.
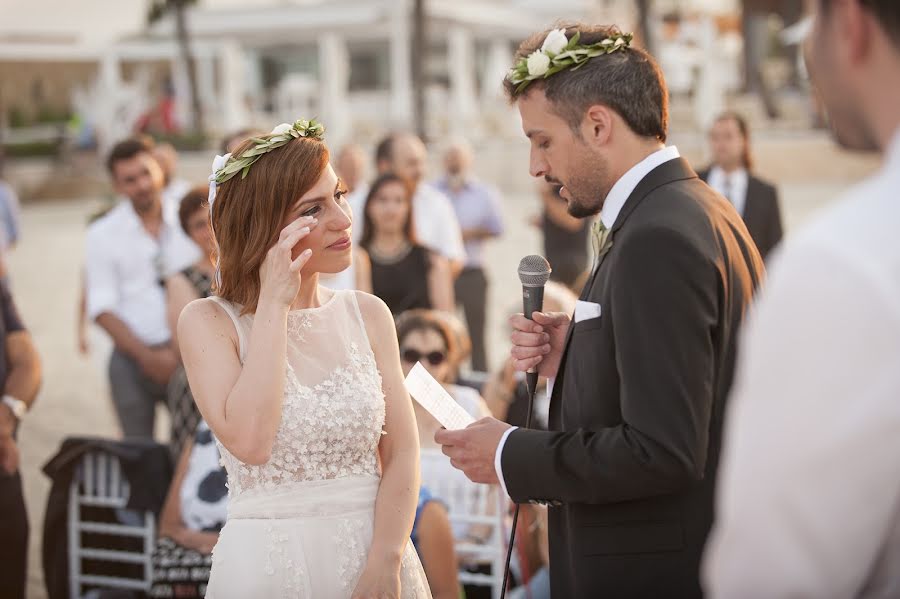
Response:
[395,310,497,598]
[356,173,454,314]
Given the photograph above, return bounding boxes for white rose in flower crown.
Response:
[541,28,569,56]
[526,50,551,77]
[271,123,293,135]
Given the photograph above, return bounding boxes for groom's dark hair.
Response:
[504,23,669,143]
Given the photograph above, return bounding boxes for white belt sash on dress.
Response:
[226,474,380,520]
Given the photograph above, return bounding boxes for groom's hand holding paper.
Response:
[404,362,475,430]
[406,362,509,485]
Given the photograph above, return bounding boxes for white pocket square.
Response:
[574,300,602,323]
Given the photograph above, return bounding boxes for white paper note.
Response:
[404,362,476,430]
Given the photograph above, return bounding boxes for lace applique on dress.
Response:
[336,518,367,592]
[215,294,387,497]
[287,311,314,342]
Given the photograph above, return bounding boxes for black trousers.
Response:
[455,267,489,372]
[0,470,29,599]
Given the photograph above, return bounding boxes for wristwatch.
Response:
[1,395,27,421]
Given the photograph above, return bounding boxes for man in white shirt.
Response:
[703,2,900,597]
[85,138,199,439]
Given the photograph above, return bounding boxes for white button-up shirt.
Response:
[706,166,749,216]
[85,198,200,346]
[703,129,900,598]
[494,145,682,498]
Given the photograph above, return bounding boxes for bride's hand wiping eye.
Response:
[259,215,317,307]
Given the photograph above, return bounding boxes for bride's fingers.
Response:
[289,248,313,272]
[279,216,317,241]
[279,226,311,251]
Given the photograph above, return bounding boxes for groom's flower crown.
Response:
[506,28,634,94]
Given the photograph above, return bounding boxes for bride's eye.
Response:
[334,189,348,202]
[302,205,322,217]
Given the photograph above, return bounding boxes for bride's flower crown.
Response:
[506,28,634,94]
[211,118,326,187]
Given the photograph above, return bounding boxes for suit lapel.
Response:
[549,157,699,416]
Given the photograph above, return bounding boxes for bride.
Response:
[178,119,431,598]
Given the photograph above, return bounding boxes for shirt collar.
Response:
[119,197,173,234]
[600,145,681,229]
[709,165,748,186]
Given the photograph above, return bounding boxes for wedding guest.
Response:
[533,181,591,290]
[0,282,42,599]
[0,149,21,287]
[153,142,192,211]
[85,137,198,438]
[434,140,504,372]
[699,111,784,261]
[362,133,465,274]
[165,187,216,459]
[335,143,368,196]
[151,421,227,599]
[704,1,900,596]
[396,310,495,597]
[220,128,264,155]
[411,487,460,599]
[357,174,454,313]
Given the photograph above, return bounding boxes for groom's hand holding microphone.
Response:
[437,255,567,486]
[434,310,569,485]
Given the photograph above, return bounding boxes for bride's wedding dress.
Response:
[204,290,431,598]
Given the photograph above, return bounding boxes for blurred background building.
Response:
[2,0,808,163]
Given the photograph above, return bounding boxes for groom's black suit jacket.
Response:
[501,158,764,598]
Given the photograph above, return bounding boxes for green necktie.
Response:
[591,219,612,272]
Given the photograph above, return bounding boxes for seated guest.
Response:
[165,187,216,459]
[151,421,226,599]
[357,174,454,313]
[412,487,460,599]
[396,310,495,598]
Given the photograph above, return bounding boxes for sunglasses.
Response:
[401,348,447,366]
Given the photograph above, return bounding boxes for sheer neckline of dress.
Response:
[287,287,342,314]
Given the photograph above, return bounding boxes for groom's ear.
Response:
[583,104,614,147]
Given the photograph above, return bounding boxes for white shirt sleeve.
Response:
[494,426,518,499]
[426,187,466,263]
[84,227,119,321]
[703,242,900,598]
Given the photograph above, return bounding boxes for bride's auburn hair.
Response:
[211,135,329,314]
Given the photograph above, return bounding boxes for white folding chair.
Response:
[421,448,507,599]
[68,450,155,599]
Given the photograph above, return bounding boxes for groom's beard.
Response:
[565,155,611,219]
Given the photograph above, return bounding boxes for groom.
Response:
[436,24,764,597]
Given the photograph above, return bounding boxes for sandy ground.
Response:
[9,132,877,598]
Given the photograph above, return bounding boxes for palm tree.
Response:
[411,0,427,139]
[148,0,205,134]
[636,0,653,55]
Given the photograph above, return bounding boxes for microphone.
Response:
[501,255,551,599]
[517,255,552,398]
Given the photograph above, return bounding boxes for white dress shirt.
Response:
[703,129,900,598]
[706,166,749,216]
[85,198,199,346]
[494,145,682,498]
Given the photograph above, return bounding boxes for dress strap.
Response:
[207,296,248,362]
[348,291,375,355]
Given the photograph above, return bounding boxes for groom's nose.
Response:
[529,147,549,178]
